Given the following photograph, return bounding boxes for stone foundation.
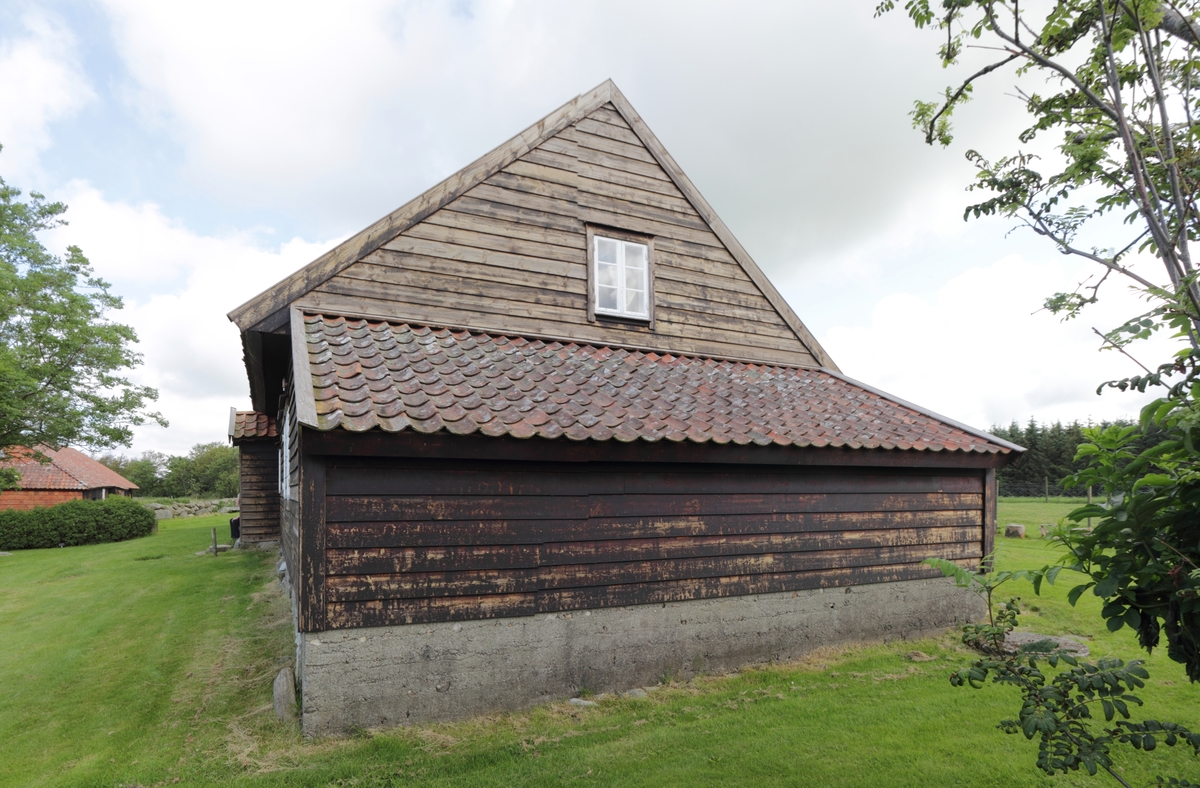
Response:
[296,577,983,736]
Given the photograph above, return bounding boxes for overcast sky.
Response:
[1,1,1180,457]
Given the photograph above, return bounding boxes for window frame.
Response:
[278,405,292,502]
[586,225,656,327]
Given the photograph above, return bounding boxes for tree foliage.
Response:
[927,558,1200,786]
[877,0,1200,366]
[990,417,1164,493]
[0,162,165,485]
[880,0,1200,684]
[98,443,239,499]
[1060,408,1200,682]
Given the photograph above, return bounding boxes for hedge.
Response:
[0,496,156,550]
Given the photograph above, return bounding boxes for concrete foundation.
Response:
[297,577,983,736]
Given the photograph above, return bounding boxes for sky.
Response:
[0,1,1182,458]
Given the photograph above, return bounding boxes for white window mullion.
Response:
[616,241,626,311]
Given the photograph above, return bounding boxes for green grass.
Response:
[997,499,1086,536]
[1,517,1197,786]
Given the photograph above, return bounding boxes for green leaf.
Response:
[1107,616,1126,633]
[1067,584,1091,606]
[1094,575,1120,598]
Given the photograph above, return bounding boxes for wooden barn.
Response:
[0,446,139,511]
[226,80,1022,735]
[227,409,281,545]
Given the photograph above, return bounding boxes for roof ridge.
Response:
[34,446,89,488]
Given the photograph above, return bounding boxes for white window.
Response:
[278,408,291,502]
[593,235,649,319]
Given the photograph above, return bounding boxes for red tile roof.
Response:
[302,315,1016,454]
[0,446,138,490]
[230,411,277,441]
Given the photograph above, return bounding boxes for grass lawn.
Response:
[1,512,1197,787]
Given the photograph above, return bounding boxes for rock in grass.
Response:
[274,667,297,721]
[569,698,597,707]
[1004,523,1026,539]
[623,688,648,698]
[1003,632,1089,658]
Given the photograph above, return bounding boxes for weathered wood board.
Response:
[310,458,986,629]
[315,103,819,367]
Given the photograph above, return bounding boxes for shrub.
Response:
[0,496,156,550]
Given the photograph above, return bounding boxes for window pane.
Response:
[596,261,618,287]
[626,289,646,315]
[623,242,647,269]
[597,285,619,311]
[596,237,619,264]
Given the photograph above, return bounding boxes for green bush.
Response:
[0,497,156,550]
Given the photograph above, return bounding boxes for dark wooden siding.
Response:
[279,392,302,605]
[315,459,984,630]
[308,102,818,367]
[237,442,280,543]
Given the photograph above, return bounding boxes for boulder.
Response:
[1003,632,1089,658]
[1004,523,1026,539]
[154,509,173,520]
[273,667,297,721]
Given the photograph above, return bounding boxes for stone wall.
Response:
[296,576,984,737]
[143,499,238,520]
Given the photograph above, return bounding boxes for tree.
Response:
[0,158,165,489]
[878,3,1200,777]
[96,450,170,496]
[878,0,1200,675]
[156,443,239,499]
[876,1,1200,368]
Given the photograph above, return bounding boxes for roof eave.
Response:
[819,368,1026,456]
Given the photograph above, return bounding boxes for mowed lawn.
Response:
[1,506,1197,787]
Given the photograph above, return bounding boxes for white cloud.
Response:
[1,1,1174,458]
[821,254,1179,433]
[42,182,341,456]
[0,13,93,181]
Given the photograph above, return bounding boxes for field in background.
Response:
[997,499,1084,533]
[1,516,1197,786]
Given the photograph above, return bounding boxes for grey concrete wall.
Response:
[298,577,983,736]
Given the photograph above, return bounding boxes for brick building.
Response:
[0,446,139,511]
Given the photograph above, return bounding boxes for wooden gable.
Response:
[229,81,836,369]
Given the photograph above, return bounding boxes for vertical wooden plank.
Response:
[297,433,327,632]
[585,225,596,323]
[645,236,657,330]
[982,468,997,573]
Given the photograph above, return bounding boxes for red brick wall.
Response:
[0,490,83,511]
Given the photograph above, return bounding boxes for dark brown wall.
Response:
[237,442,280,543]
[307,457,985,631]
